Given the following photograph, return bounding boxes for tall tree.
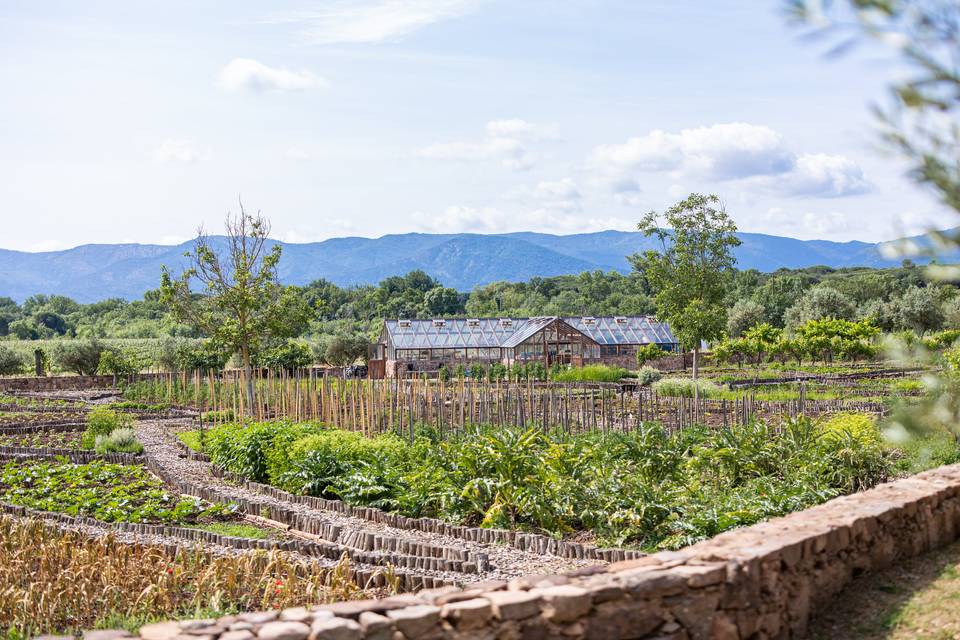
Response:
[631,193,741,395]
[160,205,312,408]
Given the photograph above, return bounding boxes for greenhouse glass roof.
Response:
[383,316,676,350]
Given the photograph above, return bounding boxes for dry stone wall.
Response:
[77,462,960,640]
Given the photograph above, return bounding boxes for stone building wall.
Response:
[92,462,960,640]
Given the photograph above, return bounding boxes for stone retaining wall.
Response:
[0,372,164,392]
[0,448,142,465]
[89,463,960,640]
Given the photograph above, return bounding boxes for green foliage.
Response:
[726,299,766,338]
[0,460,233,523]
[0,346,26,376]
[259,341,312,371]
[653,377,723,398]
[635,343,666,367]
[315,334,369,366]
[97,347,145,376]
[551,365,629,383]
[94,428,144,455]
[53,339,105,375]
[784,286,856,329]
[634,366,662,386]
[205,416,913,549]
[632,193,741,352]
[82,407,135,449]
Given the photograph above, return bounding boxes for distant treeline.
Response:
[1,262,958,346]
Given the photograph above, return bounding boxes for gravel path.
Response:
[135,417,600,584]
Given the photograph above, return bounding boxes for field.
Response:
[0,358,958,636]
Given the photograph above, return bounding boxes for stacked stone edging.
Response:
[81,463,960,640]
[209,465,641,564]
[0,448,142,465]
[140,452,484,582]
[0,421,86,434]
[0,372,165,392]
[0,501,459,591]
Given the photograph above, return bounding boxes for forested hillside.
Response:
[1,261,956,348]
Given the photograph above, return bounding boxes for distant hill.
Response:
[0,229,951,303]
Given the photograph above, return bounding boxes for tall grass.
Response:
[0,516,378,636]
[652,377,723,398]
[551,365,630,382]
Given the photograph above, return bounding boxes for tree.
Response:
[636,343,665,367]
[631,193,741,396]
[783,286,855,329]
[895,286,944,335]
[160,206,312,408]
[743,323,783,367]
[54,339,105,375]
[321,334,370,367]
[726,299,765,338]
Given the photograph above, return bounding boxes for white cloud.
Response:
[591,123,794,182]
[262,0,481,44]
[412,204,631,235]
[285,147,313,161]
[418,120,555,171]
[485,118,559,140]
[151,139,210,164]
[532,178,582,213]
[219,58,327,93]
[771,153,872,197]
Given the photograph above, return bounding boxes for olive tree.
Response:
[160,206,312,408]
[631,193,741,396]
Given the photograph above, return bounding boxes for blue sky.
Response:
[1,0,954,251]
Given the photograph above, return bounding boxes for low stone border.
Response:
[211,465,641,563]
[80,462,960,640]
[0,448,142,465]
[0,501,454,591]
[0,421,86,434]
[141,454,485,581]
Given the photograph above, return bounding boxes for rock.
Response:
[357,612,394,640]
[256,621,310,640]
[533,585,592,623]
[308,617,361,640]
[485,590,543,621]
[239,612,280,625]
[442,597,493,630]
[139,622,182,640]
[280,607,312,623]
[220,632,255,640]
[386,605,442,638]
[83,632,133,640]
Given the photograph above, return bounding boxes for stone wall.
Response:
[0,373,156,392]
[96,463,960,640]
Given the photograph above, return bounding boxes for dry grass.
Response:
[809,539,960,639]
[0,515,390,636]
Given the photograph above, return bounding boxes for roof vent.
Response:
[499,318,513,328]
[614,316,628,324]
[398,319,412,328]
[582,316,596,326]
[467,318,480,328]
[432,318,446,328]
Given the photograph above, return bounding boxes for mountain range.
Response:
[0,230,949,303]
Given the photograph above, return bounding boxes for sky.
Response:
[1,0,956,252]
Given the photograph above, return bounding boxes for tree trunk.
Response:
[692,346,700,403]
[241,343,255,412]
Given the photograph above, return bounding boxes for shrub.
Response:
[260,341,312,371]
[176,340,230,373]
[94,428,144,455]
[634,366,662,386]
[551,364,630,383]
[97,347,144,376]
[81,407,134,449]
[0,346,25,376]
[636,343,667,367]
[54,339,105,375]
[652,377,722,398]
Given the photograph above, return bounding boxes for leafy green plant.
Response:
[653,377,723,398]
[94,428,144,455]
[551,364,629,383]
[81,407,134,449]
[634,366,662,386]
